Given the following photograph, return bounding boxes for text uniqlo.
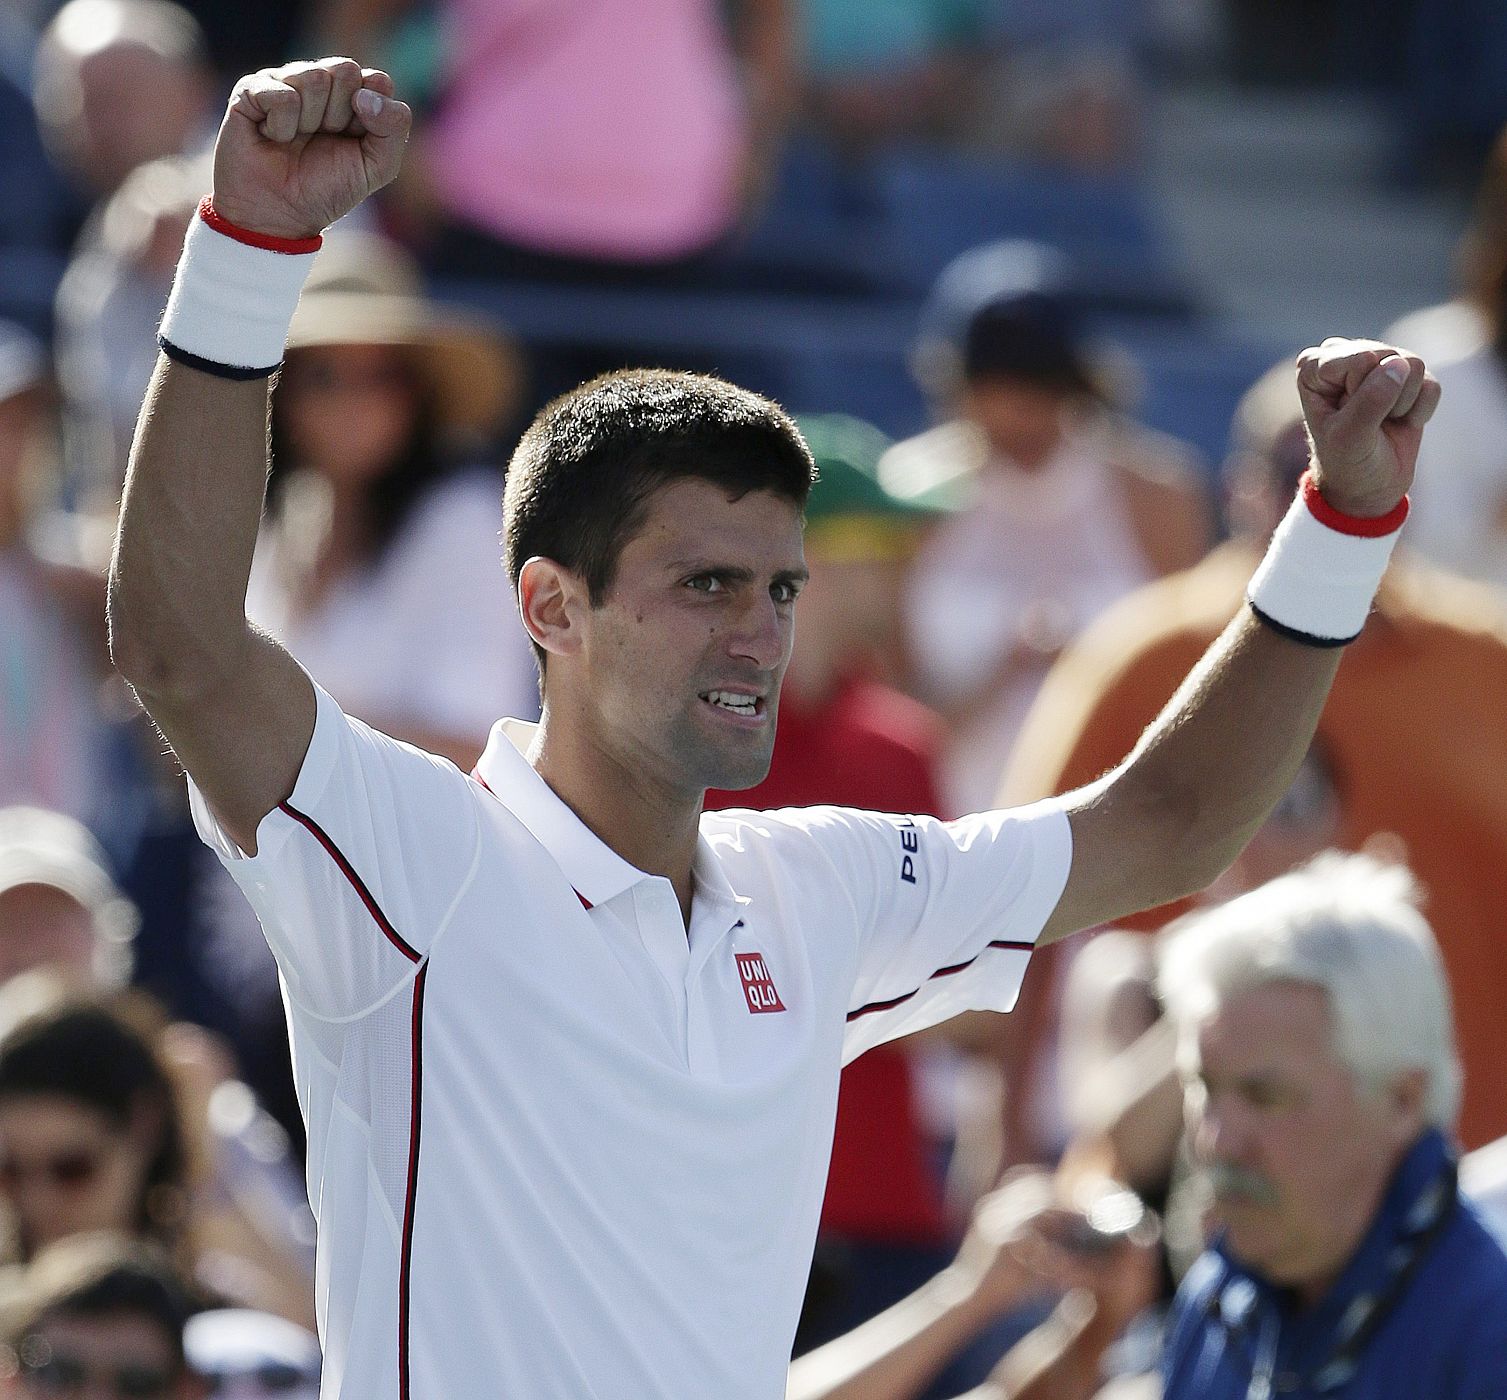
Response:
[736,952,786,1014]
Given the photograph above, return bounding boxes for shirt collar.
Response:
[473,719,648,907]
[473,719,751,915]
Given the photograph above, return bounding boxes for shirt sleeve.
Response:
[188,680,484,1021]
[819,799,1072,1063]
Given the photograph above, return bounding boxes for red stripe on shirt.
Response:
[846,939,1036,1023]
[398,964,428,1400]
[279,802,422,963]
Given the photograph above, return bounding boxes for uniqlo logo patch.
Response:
[736,952,786,1014]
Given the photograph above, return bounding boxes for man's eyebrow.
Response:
[668,560,810,584]
[669,559,756,581]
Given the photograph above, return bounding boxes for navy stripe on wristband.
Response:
[1246,597,1359,649]
[158,334,280,381]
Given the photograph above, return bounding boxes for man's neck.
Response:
[529,712,702,924]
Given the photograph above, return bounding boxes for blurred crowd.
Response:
[5,0,1507,1395]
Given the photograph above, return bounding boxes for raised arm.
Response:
[107,60,412,854]
[1038,339,1440,945]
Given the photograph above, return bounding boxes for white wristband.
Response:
[158,198,322,378]
[1246,471,1409,646]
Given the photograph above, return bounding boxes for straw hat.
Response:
[284,230,523,444]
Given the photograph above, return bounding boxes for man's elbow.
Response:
[106,575,240,708]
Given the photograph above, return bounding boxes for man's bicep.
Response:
[144,627,315,855]
[1035,778,1159,946]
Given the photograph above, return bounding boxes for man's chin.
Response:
[704,746,776,792]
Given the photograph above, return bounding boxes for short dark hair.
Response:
[503,370,815,658]
[1,1232,200,1371]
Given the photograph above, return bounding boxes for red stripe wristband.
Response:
[1246,469,1409,645]
[196,196,324,255]
[157,199,322,375]
[1300,471,1410,538]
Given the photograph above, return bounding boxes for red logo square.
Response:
[735,951,786,1014]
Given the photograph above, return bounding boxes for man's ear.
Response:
[1384,1066,1430,1141]
[518,557,589,661]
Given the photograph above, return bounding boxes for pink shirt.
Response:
[429,0,745,261]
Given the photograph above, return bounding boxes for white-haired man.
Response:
[1158,852,1507,1399]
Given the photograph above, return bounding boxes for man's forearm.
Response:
[786,1267,1005,1400]
[107,356,271,699]
[982,1292,1118,1400]
[1118,607,1336,887]
[1045,609,1338,940]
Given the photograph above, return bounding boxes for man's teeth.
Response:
[705,691,759,714]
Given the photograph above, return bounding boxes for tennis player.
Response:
[109,58,1441,1399]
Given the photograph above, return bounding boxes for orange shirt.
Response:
[1005,544,1507,1150]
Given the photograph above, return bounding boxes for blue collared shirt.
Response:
[1162,1130,1507,1399]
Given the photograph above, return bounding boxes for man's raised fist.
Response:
[210,58,412,242]
[1295,337,1441,519]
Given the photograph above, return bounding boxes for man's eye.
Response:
[772,581,800,605]
[686,575,723,594]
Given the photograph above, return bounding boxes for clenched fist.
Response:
[210,58,413,241]
[1296,337,1441,519]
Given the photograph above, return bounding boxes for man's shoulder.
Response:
[1384,559,1507,654]
[1426,1197,1507,1307]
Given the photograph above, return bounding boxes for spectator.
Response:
[0,807,136,989]
[1393,120,1507,591]
[798,0,996,152]
[980,0,1151,170]
[312,0,797,401]
[0,1231,204,1400]
[786,1172,1160,1400]
[182,1309,319,1400]
[0,813,315,1328]
[0,980,311,1327]
[32,0,213,205]
[0,986,189,1267]
[1381,110,1507,365]
[1002,358,1507,1151]
[253,229,537,767]
[1157,852,1507,1397]
[0,322,114,827]
[885,241,1208,813]
[54,154,209,505]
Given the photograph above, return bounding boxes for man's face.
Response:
[568,478,806,796]
[1182,980,1412,1297]
[8,1310,193,1399]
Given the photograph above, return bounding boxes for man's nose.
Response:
[1198,1095,1251,1163]
[727,593,788,670]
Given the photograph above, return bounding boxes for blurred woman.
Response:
[0,980,312,1327]
[0,987,187,1265]
[251,229,538,768]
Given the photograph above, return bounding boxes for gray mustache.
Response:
[1205,1162,1280,1207]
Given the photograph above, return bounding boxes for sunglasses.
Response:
[18,1349,174,1398]
[0,1147,103,1192]
[201,1362,318,1394]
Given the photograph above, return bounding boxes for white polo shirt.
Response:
[189,682,1072,1399]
